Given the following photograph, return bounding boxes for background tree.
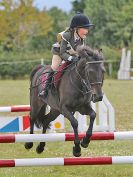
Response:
[107,1,133,47]
[47,7,68,41]
[0,0,132,78]
[84,0,133,48]
[0,0,53,50]
[71,0,86,13]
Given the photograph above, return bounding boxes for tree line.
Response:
[0,0,132,78]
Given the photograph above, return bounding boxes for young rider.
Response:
[40,13,94,98]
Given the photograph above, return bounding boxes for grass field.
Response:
[0,79,133,177]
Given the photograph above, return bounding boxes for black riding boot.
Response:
[39,69,54,98]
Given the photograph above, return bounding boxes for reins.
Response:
[73,64,92,95]
[86,60,104,64]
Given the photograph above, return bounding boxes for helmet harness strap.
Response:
[76,28,86,47]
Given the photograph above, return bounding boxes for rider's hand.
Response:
[68,56,79,62]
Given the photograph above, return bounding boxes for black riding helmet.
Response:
[70,13,94,29]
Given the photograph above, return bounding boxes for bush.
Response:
[101,45,121,61]
[0,49,52,79]
[0,49,52,62]
[101,45,121,78]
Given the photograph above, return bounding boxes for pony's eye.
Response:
[89,69,95,75]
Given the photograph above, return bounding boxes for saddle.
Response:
[53,61,71,88]
[39,62,71,95]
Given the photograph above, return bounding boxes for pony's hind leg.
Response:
[36,109,60,154]
[36,125,46,154]
[24,117,34,150]
[24,103,46,150]
[34,104,47,154]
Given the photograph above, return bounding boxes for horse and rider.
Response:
[25,13,105,157]
[39,13,95,98]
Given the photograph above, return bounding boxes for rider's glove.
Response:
[68,56,79,62]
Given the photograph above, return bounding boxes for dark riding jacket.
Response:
[52,29,84,61]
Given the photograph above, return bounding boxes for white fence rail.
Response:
[0,95,115,133]
[118,48,132,80]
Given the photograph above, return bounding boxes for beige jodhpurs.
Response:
[51,55,62,71]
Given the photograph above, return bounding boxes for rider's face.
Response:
[78,28,89,39]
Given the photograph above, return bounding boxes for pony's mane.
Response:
[76,45,103,61]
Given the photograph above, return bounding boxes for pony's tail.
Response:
[30,64,44,81]
[34,104,47,129]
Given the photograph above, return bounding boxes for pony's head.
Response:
[77,45,105,102]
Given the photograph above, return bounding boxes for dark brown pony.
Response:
[25,45,105,157]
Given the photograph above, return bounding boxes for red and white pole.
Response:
[0,156,133,167]
[0,105,30,112]
[0,132,133,143]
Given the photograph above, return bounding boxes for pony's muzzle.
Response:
[98,95,103,101]
[92,93,103,103]
[91,84,103,102]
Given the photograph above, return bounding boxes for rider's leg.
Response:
[51,55,62,71]
[39,55,62,97]
[39,68,54,97]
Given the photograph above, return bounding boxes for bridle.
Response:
[85,60,104,85]
[70,60,104,95]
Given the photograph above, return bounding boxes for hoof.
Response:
[73,146,81,157]
[81,138,90,148]
[81,140,88,148]
[36,145,44,154]
[24,142,33,150]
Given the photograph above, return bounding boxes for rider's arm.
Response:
[60,39,72,61]
[60,31,81,62]
[60,31,76,61]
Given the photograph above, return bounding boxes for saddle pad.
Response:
[39,66,51,89]
[53,61,71,88]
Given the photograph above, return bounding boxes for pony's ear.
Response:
[76,45,88,58]
[82,49,88,58]
[99,48,102,52]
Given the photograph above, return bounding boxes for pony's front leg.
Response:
[62,106,81,157]
[81,107,96,148]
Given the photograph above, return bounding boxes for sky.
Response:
[33,0,73,12]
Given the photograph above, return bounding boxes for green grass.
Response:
[0,79,133,177]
